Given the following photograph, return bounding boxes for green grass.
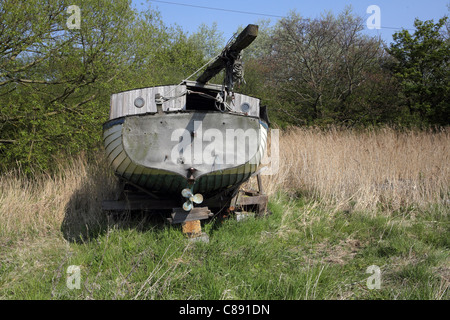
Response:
[0,193,448,300]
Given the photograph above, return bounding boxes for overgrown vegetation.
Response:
[0,128,448,300]
[0,183,448,300]
[0,1,448,301]
[241,11,449,128]
[0,0,222,173]
[1,1,449,173]
[1,197,448,300]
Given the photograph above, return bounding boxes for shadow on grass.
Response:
[60,163,176,243]
[59,159,269,243]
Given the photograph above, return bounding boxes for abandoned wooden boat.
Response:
[103,24,269,212]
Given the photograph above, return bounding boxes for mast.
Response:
[196,24,259,89]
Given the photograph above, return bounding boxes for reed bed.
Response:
[1,127,448,239]
[0,154,119,240]
[257,126,449,213]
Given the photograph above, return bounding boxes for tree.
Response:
[264,9,385,125]
[187,22,224,60]
[234,20,275,102]
[0,0,208,173]
[387,17,450,126]
[0,0,143,172]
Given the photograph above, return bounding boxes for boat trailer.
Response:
[102,173,268,240]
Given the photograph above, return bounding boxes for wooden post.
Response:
[256,173,264,195]
[182,220,202,238]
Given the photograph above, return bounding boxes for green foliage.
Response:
[237,10,450,129]
[187,22,225,60]
[237,9,404,128]
[0,0,211,174]
[1,2,449,174]
[1,196,448,300]
[387,17,450,126]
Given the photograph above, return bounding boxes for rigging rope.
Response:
[161,31,246,114]
[163,51,223,100]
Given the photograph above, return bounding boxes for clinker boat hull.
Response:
[103,111,268,199]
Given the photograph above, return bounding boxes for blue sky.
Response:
[132,0,448,45]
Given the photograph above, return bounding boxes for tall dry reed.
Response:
[0,154,119,240]
[258,126,449,213]
[1,127,448,240]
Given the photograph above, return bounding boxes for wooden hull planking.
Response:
[103,111,268,199]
